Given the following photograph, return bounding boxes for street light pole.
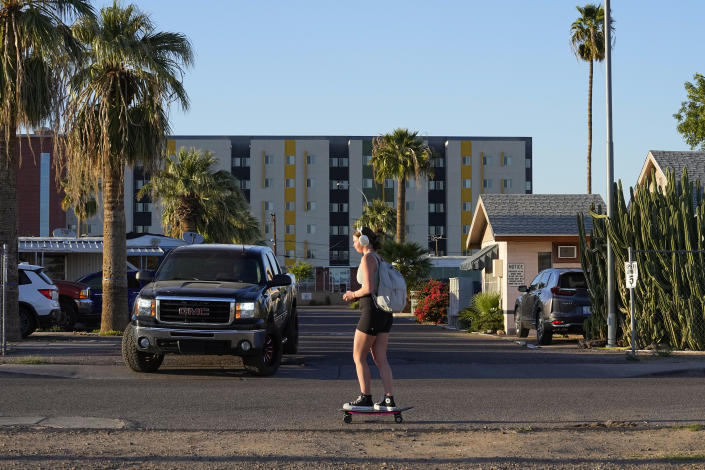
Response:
[605,0,616,347]
[270,212,277,256]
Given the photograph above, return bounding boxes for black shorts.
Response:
[356,295,393,336]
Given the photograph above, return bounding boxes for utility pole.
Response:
[271,212,277,255]
[605,0,616,347]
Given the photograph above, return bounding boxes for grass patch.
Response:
[652,349,673,357]
[665,454,705,461]
[514,426,534,433]
[12,356,50,364]
[674,424,705,432]
[97,329,123,337]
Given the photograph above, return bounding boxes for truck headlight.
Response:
[236,302,255,319]
[136,297,156,317]
[79,287,90,299]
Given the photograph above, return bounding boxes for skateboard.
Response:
[340,406,413,424]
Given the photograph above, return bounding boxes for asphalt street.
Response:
[2,306,705,431]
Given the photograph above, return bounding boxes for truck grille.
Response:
[157,297,233,324]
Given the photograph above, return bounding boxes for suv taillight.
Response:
[38,289,57,300]
[551,286,575,296]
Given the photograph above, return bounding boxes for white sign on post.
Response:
[625,261,638,288]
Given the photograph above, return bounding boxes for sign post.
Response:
[2,243,6,355]
[625,248,638,356]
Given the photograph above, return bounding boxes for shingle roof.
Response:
[650,151,705,183]
[480,194,605,236]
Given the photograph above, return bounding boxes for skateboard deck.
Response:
[340,406,413,424]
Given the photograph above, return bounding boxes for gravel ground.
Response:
[2,425,705,469]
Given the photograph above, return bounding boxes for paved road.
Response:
[2,306,705,430]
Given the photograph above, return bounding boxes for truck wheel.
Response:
[244,328,282,376]
[58,299,78,331]
[19,305,36,338]
[121,325,164,373]
[283,308,299,354]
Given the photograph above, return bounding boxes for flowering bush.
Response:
[413,279,449,324]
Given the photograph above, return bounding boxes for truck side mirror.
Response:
[517,285,528,293]
[136,270,154,283]
[268,274,292,287]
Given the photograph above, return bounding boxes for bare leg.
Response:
[370,332,393,396]
[353,329,376,394]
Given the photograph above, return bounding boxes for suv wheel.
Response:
[121,325,164,373]
[515,306,529,338]
[19,305,36,338]
[283,308,299,354]
[244,328,282,376]
[536,312,553,345]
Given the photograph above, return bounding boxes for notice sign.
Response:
[507,263,524,286]
[625,261,638,288]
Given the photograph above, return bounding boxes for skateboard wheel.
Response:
[344,415,352,424]
[395,414,403,423]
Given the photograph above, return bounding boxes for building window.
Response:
[240,180,251,190]
[428,180,444,190]
[462,202,472,211]
[330,226,349,235]
[264,178,273,188]
[483,179,493,189]
[307,224,316,234]
[286,224,296,234]
[526,181,532,191]
[503,179,512,189]
[462,179,472,189]
[286,249,295,259]
[232,157,250,167]
[483,155,492,165]
[363,155,372,165]
[285,178,295,188]
[526,158,532,168]
[384,179,394,189]
[428,226,445,236]
[330,203,348,212]
[431,158,444,167]
[306,249,315,259]
[265,155,273,165]
[286,201,295,211]
[286,155,296,165]
[332,180,348,190]
[307,178,314,188]
[538,252,552,271]
[503,155,513,166]
[306,201,317,211]
[463,225,470,234]
[264,223,270,234]
[264,201,274,211]
[406,201,415,211]
[362,178,373,189]
[330,250,350,261]
[306,155,315,165]
[462,156,471,165]
[428,203,445,213]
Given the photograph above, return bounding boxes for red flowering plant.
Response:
[413,279,449,324]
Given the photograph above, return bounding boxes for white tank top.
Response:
[356,252,379,290]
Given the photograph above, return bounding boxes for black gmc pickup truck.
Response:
[121,244,298,376]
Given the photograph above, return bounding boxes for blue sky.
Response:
[95,0,705,199]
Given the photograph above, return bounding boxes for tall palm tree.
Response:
[354,198,396,241]
[371,128,433,243]
[138,147,262,245]
[61,2,193,332]
[570,3,614,194]
[0,0,93,340]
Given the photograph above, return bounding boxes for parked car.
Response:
[53,280,92,330]
[18,263,61,338]
[514,268,591,345]
[75,270,147,318]
[122,244,297,375]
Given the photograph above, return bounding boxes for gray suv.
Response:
[514,268,591,345]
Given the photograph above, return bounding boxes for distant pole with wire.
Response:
[271,212,277,255]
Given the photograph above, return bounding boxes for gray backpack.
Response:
[372,254,407,313]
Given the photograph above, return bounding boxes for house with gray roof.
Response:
[462,193,604,334]
[637,150,705,190]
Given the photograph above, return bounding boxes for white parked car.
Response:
[18,263,60,338]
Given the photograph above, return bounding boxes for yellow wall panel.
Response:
[461,188,473,201]
[284,164,296,178]
[461,140,472,156]
[167,139,176,156]
[285,188,296,201]
[284,211,296,225]
[285,258,295,267]
[285,140,296,156]
[284,235,296,244]
[461,211,473,224]
[461,166,472,178]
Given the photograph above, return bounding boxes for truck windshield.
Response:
[156,251,264,284]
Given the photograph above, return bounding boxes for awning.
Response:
[460,244,498,271]
[19,237,163,256]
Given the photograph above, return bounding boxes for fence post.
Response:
[2,243,7,355]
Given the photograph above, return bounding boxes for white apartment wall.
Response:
[405,177,429,248]
[296,140,329,266]
[250,140,286,266]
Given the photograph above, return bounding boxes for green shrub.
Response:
[460,292,502,332]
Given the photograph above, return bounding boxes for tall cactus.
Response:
[578,170,705,349]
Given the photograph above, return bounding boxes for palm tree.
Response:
[60,176,97,237]
[371,128,433,243]
[61,2,193,332]
[354,199,396,241]
[138,147,262,245]
[0,0,93,340]
[570,3,614,194]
